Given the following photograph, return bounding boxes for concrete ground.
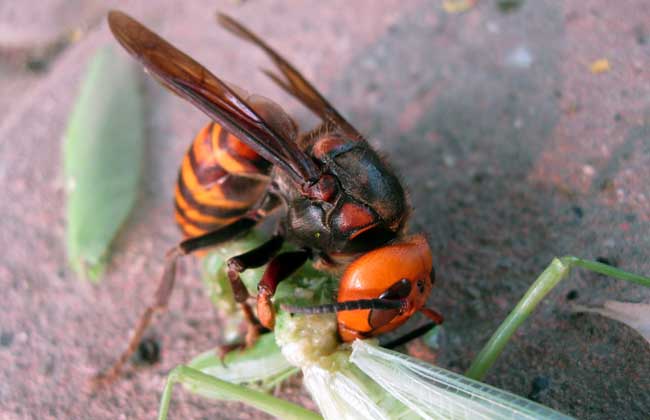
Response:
[1,1,649,419]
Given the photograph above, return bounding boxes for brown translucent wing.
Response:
[107,10,320,185]
[218,13,362,140]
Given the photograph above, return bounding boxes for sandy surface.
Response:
[1,1,649,419]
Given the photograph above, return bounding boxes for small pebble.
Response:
[582,165,595,176]
[506,47,533,69]
[443,154,456,167]
[513,117,524,129]
[486,22,500,34]
[590,59,611,74]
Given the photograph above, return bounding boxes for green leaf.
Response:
[63,45,144,281]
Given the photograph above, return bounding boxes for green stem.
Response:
[158,365,323,420]
[465,256,650,381]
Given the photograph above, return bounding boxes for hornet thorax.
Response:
[273,133,409,265]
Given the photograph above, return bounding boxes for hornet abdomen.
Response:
[174,122,272,237]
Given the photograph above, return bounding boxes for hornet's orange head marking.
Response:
[336,234,434,341]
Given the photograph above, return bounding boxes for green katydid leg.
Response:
[159,365,322,420]
[466,256,650,380]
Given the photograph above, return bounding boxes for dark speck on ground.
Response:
[566,290,579,301]
[132,337,161,366]
[0,332,14,347]
[596,256,618,268]
[528,376,551,402]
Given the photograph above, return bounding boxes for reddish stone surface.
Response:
[1,1,649,419]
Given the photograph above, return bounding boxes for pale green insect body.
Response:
[272,308,572,420]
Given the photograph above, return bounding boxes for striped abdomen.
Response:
[174,122,272,237]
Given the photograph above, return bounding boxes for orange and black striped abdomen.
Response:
[174,122,272,237]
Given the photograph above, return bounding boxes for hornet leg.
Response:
[93,216,259,386]
[256,250,311,334]
[225,234,285,348]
